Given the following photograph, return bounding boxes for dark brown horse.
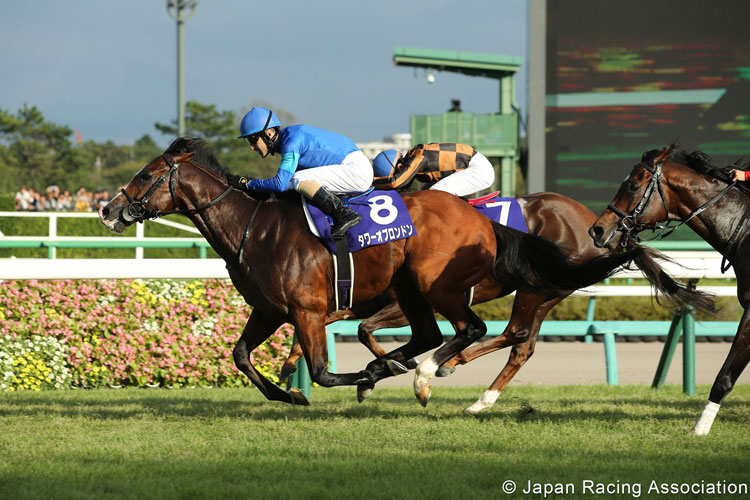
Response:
[590,145,749,435]
[282,192,714,411]
[99,137,645,407]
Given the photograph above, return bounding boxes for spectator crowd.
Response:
[14,185,111,212]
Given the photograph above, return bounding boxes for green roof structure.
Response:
[393,46,522,195]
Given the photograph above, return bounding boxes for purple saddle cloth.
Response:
[304,190,417,253]
[469,192,528,233]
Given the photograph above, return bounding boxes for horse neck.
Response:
[177,165,261,262]
[665,163,745,252]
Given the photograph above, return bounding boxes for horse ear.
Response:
[171,152,195,163]
[652,144,675,165]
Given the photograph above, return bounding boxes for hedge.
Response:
[0,279,290,392]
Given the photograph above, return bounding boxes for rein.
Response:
[120,154,233,223]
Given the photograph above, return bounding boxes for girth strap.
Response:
[720,198,750,273]
[333,236,353,310]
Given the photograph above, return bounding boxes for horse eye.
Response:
[140,172,152,181]
[627,182,639,193]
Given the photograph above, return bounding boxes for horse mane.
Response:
[641,145,748,183]
[164,137,231,176]
[163,137,297,202]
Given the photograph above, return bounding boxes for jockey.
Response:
[372,143,495,197]
[229,107,372,238]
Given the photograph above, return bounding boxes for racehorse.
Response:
[282,192,715,411]
[589,144,749,435]
[99,137,645,407]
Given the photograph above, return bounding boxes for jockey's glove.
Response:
[226,174,250,191]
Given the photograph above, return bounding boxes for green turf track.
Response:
[1,385,748,499]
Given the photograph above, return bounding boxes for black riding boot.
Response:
[312,187,362,238]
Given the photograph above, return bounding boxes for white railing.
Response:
[0,253,736,297]
[0,211,201,259]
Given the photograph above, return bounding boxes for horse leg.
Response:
[356,276,445,393]
[464,296,563,414]
[353,282,444,402]
[281,297,409,381]
[437,292,551,376]
[693,309,750,435]
[232,310,309,406]
[293,311,373,388]
[279,340,304,380]
[413,299,488,407]
[357,301,418,368]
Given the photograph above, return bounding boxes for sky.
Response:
[0,0,528,147]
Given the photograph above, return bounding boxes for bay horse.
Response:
[282,192,715,411]
[589,145,749,435]
[99,137,644,407]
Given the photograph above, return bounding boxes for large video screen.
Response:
[545,0,750,217]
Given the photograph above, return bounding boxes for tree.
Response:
[132,134,161,163]
[0,105,87,192]
[155,100,298,178]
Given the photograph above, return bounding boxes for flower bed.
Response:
[0,279,292,391]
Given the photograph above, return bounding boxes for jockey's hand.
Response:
[730,169,748,182]
[227,174,250,191]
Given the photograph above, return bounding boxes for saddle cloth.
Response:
[469,192,529,233]
[302,190,418,254]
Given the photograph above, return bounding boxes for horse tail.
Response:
[629,246,717,314]
[490,221,642,296]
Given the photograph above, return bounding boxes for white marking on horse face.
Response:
[464,390,500,414]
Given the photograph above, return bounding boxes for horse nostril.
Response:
[589,226,603,239]
[101,206,110,218]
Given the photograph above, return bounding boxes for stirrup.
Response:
[331,214,361,239]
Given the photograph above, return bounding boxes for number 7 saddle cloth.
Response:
[469,191,528,233]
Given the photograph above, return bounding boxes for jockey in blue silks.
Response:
[229,107,372,238]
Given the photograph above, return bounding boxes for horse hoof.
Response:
[357,383,374,403]
[405,358,419,370]
[691,427,710,437]
[415,385,431,407]
[386,359,409,376]
[289,388,310,406]
[436,365,455,378]
[279,364,297,381]
[464,404,483,415]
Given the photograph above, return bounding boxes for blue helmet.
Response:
[238,107,281,138]
[373,149,401,177]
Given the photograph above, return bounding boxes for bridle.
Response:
[608,159,738,248]
[120,154,233,223]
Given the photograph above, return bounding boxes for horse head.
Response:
[589,145,677,249]
[99,152,197,232]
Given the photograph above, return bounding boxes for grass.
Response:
[1,385,748,499]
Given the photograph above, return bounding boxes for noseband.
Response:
[606,161,670,246]
[609,160,738,247]
[120,154,233,223]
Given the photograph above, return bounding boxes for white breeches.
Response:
[290,151,373,195]
[427,152,496,197]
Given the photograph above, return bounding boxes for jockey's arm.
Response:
[245,152,300,192]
